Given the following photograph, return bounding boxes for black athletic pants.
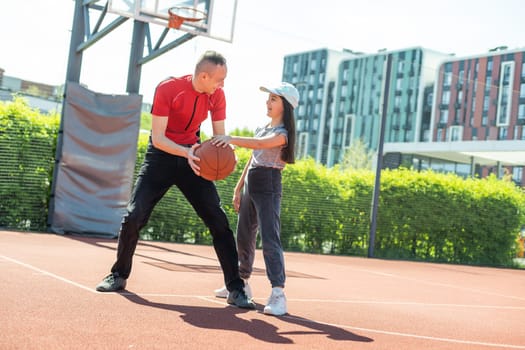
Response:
[110,139,244,292]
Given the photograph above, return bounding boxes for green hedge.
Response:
[0,97,59,230]
[2,99,524,267]
[375,169,524,265]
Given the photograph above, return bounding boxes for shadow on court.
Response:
[120,292,374,345]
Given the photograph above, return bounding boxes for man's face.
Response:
[201,64,227,94]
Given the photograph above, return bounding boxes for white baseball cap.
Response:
[260,82,300,109]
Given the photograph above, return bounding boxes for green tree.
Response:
[340,138,375,170]
[25,85,43,97]
[140,111,152,132]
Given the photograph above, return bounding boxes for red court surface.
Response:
[1,229,524,350]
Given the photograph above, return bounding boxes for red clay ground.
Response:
[1,229,524,350]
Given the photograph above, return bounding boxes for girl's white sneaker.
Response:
[214,279,252,299]
[263,287,287,316]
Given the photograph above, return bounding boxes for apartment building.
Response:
[0,68,152,114]
[329,47,448,167]
[390,47,525,186]
[431,48,525,143]
[282,47,525,186]
[282,48,356,164]
[0,68,63,113]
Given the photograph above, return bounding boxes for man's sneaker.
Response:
[214,286,229,298]
[214,279,252,299]
[263,287,287,316]
[95,273,127,292]
[226,288,256,309]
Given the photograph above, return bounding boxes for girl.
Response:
[211,82,299,316]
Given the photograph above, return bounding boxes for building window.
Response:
[513,167,523,184]
[497,61,514,126]
[310,59,317,71]
[426,92,433,106]
[296,119,303,131]
[422,129,430,142]
[514,125,525,140]
[298,132,309,159]
[341,84,348,97]
[472,128,478,140]
[297,104,305,119]
[439,110,449,124]
[519,104,525,120]
[520,83,525,98]
[342,114,355,150]
[485,76,492,91]
[498,127,508,140]
[314,103,321,115]
[394,96,401,108]
[436,128,443,141]
[443,72,452,86]
[441,90,450,104]
[449,126,463,141]
[396,78,403,90]
[483,95,490,112]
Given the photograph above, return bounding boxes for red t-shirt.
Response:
[151,75,226,145]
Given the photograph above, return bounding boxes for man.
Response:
[95,51,255,309]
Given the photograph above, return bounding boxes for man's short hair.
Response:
[195,50,226,74]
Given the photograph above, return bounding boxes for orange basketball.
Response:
[194,140,237,181]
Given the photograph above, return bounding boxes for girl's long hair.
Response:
[280,98,296,164]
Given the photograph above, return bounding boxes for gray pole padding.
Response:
[49,82,142,237]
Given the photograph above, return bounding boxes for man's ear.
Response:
[197,71,209,82]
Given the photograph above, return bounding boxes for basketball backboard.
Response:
[108,0,237,43]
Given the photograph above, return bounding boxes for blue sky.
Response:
[1,0,524,134]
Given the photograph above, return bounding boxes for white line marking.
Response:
[1,254,97,293]
[2,254,524,349]
[285,298,525,310]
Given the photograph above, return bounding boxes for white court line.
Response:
[2,254,524,349]
[1,254,97,294]
[285,298,525,310]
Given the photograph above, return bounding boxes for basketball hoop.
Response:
[168,6,207,29]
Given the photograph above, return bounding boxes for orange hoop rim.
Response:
[168,6,207,29]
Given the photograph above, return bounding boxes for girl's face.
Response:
[266,93,284,119]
